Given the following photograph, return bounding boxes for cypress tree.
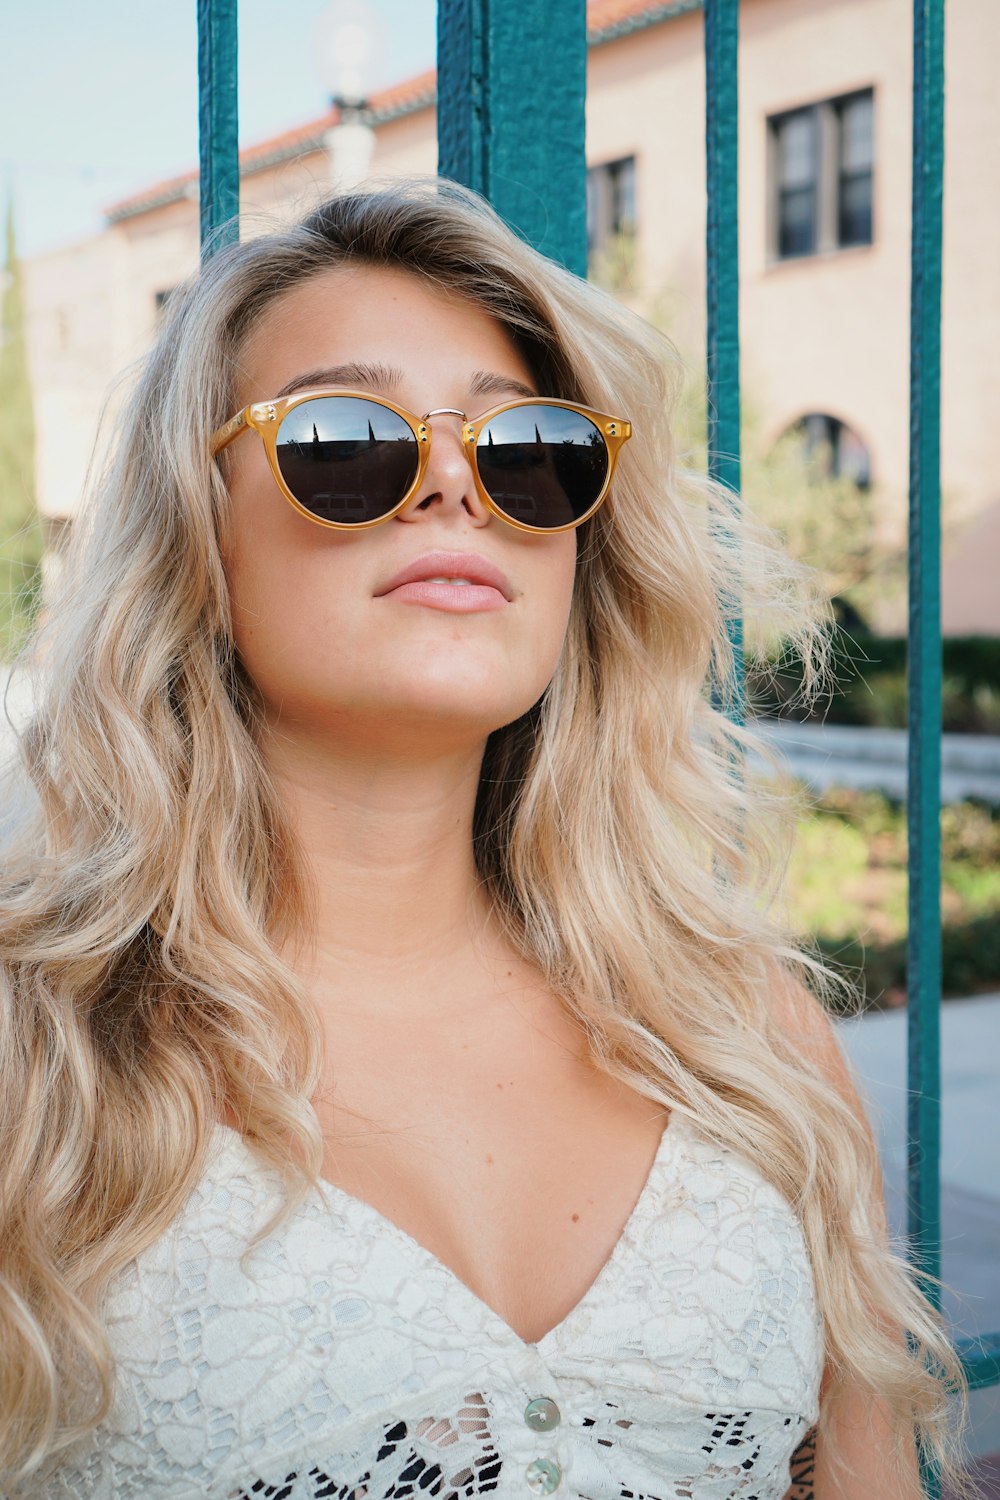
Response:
[0,194,43,659]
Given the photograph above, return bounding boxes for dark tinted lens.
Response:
[275,397,419,524]
[475,404,609,528]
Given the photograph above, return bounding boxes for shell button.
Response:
[524,1397,561,1432]
[525,1456,562,1493]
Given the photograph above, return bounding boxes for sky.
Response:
[1,0,438,260]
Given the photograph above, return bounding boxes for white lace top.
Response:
[38,1112,824,1499]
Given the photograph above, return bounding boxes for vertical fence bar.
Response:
[437,0,588,278]
[906,0,944,1308]
[907,0,944,1492]
[703,0,745,724]
[198,0,240,261]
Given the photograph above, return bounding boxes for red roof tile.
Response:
[588,0,696,33]
[105,1,692,222]
[104,65,438,221]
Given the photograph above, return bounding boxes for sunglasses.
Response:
[210,389,632,533]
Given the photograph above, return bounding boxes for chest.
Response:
[308,1016,670,1346]
[96,1114,823,1500]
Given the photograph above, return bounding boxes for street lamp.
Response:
[314,0,384,191]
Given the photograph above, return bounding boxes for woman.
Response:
[0,181,972,1499]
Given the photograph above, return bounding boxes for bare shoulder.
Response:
[768,968,869,1122]
[768,966,888,1241]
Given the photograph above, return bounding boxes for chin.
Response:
[380,656,551,728]
[383,690,535,741]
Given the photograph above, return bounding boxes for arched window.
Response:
[786,412,872,488]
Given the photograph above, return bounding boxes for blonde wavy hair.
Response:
[0,178,973,1495]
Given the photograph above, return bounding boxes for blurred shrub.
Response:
[750,631,1000,734]
[0,201,43,661]
[786,788,1000,1010]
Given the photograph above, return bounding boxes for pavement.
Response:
[752,714,1000,1477]
[752,718,1000,803]
[836,994,1000,1466]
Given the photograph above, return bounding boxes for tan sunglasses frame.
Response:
[210,389,632,533]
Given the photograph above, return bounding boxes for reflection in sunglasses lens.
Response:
[475,405,608,528]
[276,397,419,523]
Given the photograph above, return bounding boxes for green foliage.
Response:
[588,225,639,294]
[0,196,43,660]
[667,362,906,630]
[786,788,1000,1009]
[748,632,1000,733]
[745,426,901,626]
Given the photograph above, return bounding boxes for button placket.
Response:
[524,1396,562,1491]
[524,1396,560,1432]
[525,1455,562,1493]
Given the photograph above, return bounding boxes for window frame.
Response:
[793,411,873,489]
[766,87,875,264]
[585,153,637,259]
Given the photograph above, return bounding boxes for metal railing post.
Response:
[198,0,239,260]
[436,0,588,278]
[907,0,944,1491]
[906,0,1000,1476]
[704,0,745,725]
[906,0,944,1311]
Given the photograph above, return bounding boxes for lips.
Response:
[376,551,513,601]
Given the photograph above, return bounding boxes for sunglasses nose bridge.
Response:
[420,407,468,420]
[411,407,482,512]
[418,407,477,477]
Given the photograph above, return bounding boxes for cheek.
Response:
[221,471,278,660]
[527,538,578,680]
[551,536,579,621]
[224,529,355,674]
[220,454,337,678]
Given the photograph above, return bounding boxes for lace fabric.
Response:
[36,1113,824,1499]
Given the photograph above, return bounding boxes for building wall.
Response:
[22,109,439,542]
[586,7,707,354]
[585,0,1000,634]
[22,0,1000,632]
[26,227,135,523]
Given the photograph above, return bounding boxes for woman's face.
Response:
[221,264,578,753]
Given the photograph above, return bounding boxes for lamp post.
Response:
[314,0,382,190]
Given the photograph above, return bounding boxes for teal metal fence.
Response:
[195,0,1000,1489]
[907,2,946,1490]
[703,0,745,727]
[904,0,1000,1440]
[197,0,238,261]
[436,0,587,279]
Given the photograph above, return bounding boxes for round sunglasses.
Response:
[210,389,632,533]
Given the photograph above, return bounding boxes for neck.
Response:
[264,721,508,1024]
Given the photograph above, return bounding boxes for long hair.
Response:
[0,179,972,1493]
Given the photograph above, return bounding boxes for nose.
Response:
[396,408,490,527]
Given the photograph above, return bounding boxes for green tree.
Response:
[666,354,907,631]
[588,225,639,295]
[0,195,43,659]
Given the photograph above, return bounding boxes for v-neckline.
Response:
[213,1111,686,1355]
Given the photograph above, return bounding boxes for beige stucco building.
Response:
[22,0,1000,631]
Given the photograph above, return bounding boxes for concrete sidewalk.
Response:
[752,718,1000,802]
[836,994,1000,1465]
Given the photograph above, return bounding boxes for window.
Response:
[837,92,874,246]
[586,156,637,291]
[586,155,636,257]
[768,89,874,261]
[788,412,872,489]
[775,109,818,257]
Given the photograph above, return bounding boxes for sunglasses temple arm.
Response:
[211,408,250,456]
